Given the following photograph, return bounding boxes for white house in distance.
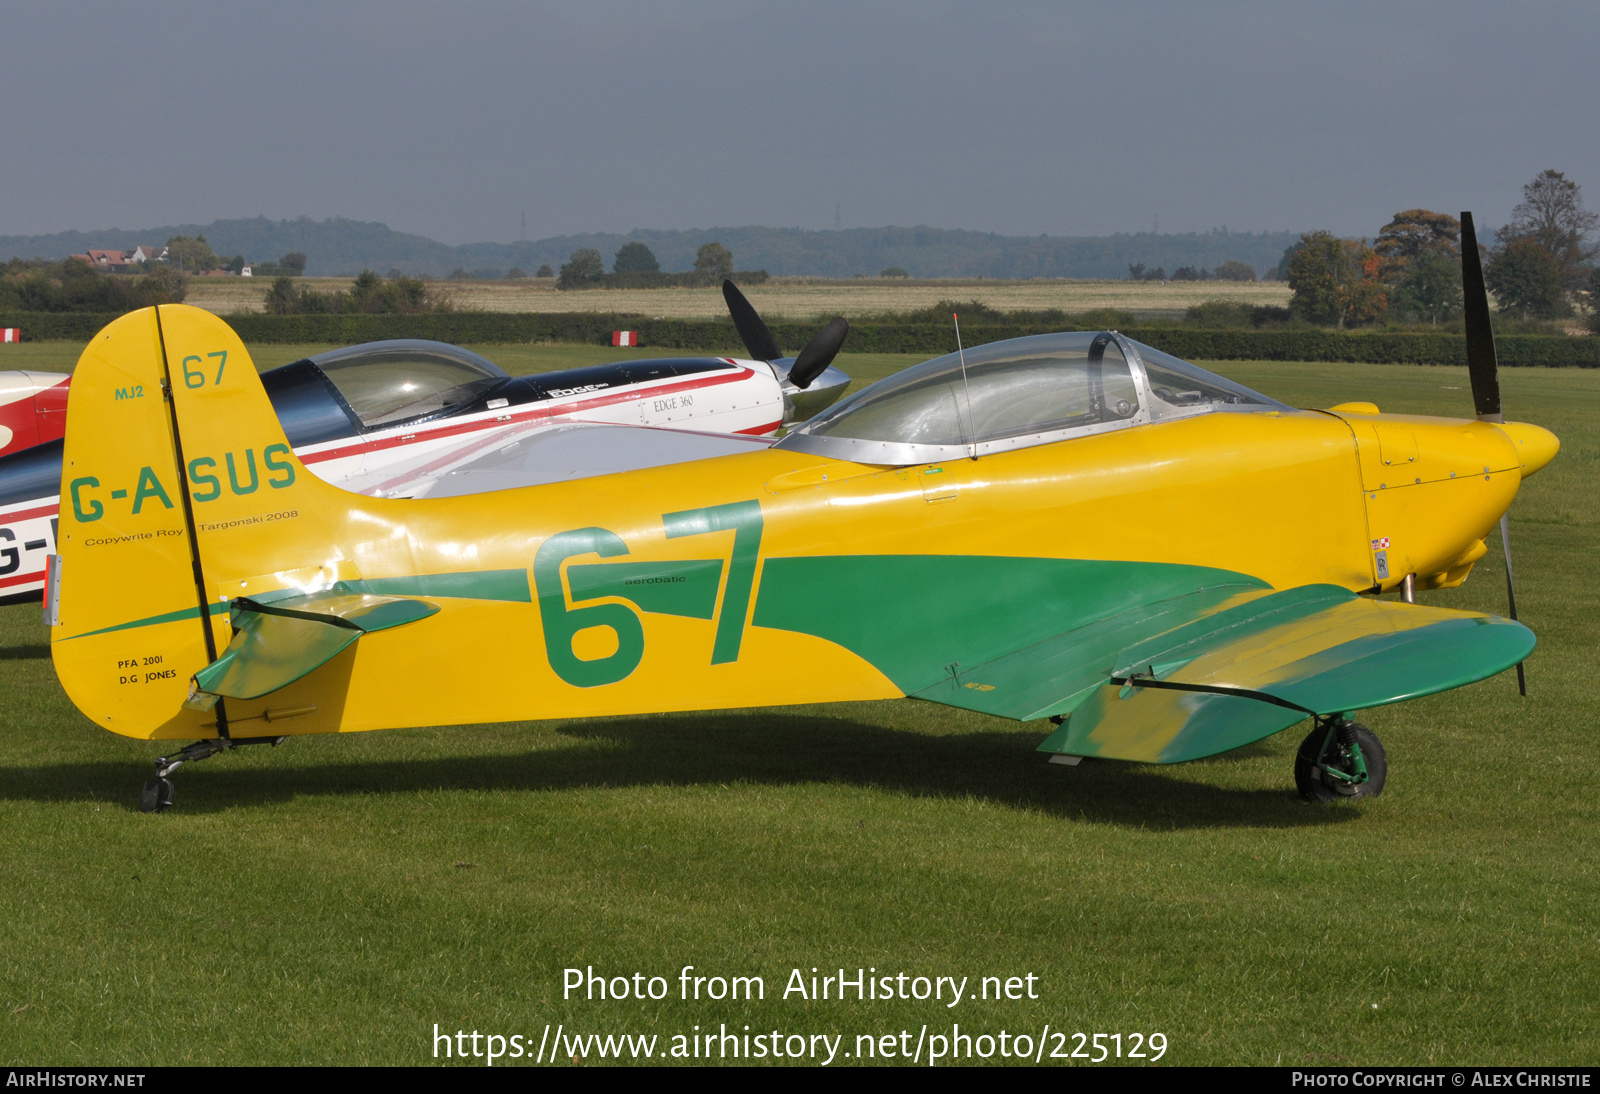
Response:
[65,245,260,276]
[69,246,168,271]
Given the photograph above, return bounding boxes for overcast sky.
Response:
[4,1,1596,244]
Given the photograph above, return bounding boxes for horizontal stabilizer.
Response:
[1036,586,1533,763]
[188,591,438,704]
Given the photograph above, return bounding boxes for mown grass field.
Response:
[180,275,1292,321]
[0,344,1595,1066]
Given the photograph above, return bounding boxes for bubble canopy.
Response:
[309,340,508,429]
[775,331,1285,465]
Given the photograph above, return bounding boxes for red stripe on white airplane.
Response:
[0,568,45,590]
[0,502,59,523]
[298,367,754,467]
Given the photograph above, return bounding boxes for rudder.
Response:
[52,305,350,739]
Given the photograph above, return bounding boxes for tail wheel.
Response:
[138,777,174,814]
[1295,720,1387,802]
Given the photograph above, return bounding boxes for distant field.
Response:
[184,275,1292,321]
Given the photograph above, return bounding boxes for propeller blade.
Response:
[788,317,849,390]
[1460,211,1502,422]
[1498,514,1526,695]
[722,279,782,362]
[1461,211,1526,695]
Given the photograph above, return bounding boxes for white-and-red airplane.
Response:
[0,285,851,597]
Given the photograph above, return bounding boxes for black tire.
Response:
[1295,722,1387,802]
[138,777,173,814]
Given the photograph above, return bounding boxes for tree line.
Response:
[1283,170,1597,331]
[0,234,313,316]
[263,270,453,315]
[1127,260,1258,283]
[164,234,307,277]
[556,242,768,289]
[0,256,187,312]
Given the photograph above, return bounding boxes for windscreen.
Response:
[1129,341,1285,416]
[799,332,1139,447]
[310,340,507,429]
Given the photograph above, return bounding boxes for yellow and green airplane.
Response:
[47,214,1557,812]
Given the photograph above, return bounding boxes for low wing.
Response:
[338,420,772,499]
[913,583,1533,764]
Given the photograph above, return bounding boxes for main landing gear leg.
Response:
[138,736,287,814]
[1294,715,1388,802]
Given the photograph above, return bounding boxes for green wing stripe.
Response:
[66,600,229,640]
[1111,584,1355,680]
[911,584,1272,721]
[338,569,531,602]
[1038,684,1308,764]
[752,555,1268,695]
[1040,596,1535,764]
[66,569,526,642]
[1169,603,1535,715]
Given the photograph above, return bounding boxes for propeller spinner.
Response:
[789,317,850,390]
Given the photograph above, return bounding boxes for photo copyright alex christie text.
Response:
[566,966,1038,1006]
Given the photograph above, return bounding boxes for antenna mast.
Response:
[953,312,976,460]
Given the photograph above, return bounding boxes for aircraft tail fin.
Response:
[52,305,365,739]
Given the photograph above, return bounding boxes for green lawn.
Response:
[1,346,1596,1066]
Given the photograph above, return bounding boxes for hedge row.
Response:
[3,312,1595,367]
[563,269,770,290]
[1125,329,1600,368]
[814,325,1600,367]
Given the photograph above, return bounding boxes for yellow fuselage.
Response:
[55,400,1530,740]
[51,307,1556,742]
